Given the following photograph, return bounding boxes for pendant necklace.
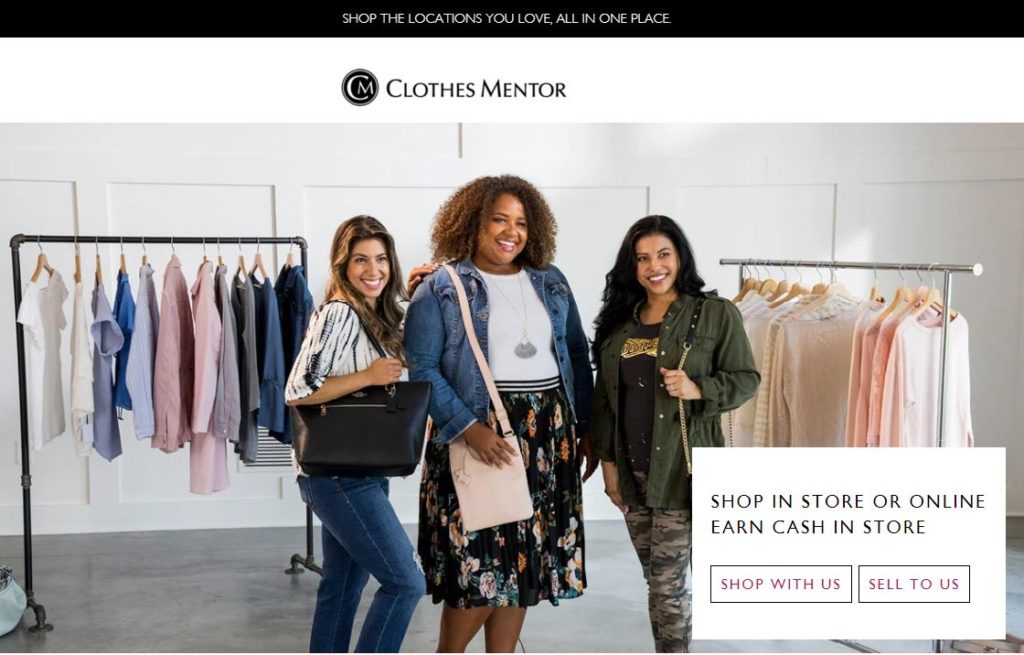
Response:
[487,270,537,358]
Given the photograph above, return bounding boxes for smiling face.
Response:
[345,237,390,306]
[472,192,528,274]
[635,233,681,302]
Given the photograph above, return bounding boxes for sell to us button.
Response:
[858,565,970,603]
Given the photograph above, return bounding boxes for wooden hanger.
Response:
[30,238,54,283]
[286,244,296,269]
[74,242,81,284]
[732,265,759,303]
[869,266,884,303]
[119,238,127,274]
[769,279,810,309]
[236,238,248,280]
[876,267,912,323]
[94,238,103,285]
[767,278,790,303]
[141,236,148,267]
[250,239,268,280]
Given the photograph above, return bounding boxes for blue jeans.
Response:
[297,475,426,653]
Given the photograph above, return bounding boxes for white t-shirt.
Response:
[70,280,95,456]
[479,269,559,388]
[17,271,69,450]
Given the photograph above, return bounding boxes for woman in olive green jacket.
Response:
[590,215,759,653]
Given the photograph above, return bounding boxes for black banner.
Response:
[1,3,1017,37]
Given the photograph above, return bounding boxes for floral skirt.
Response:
[418,385,586,608]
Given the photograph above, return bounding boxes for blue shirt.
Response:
[404,258,593,445]
[252,273,286,438]
[112,270,136,411]
[91,280,125,461]
[274,264,314,445]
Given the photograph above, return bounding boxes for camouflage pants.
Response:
[624,471,692,653]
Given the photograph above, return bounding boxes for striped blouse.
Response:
[285,300,404,475]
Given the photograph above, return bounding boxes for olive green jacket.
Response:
[590,294,760,510]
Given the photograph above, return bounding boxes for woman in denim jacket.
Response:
[405,175,595,652]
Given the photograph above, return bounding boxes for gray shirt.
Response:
[125,265,159,439]
[213,265,242,441]
[231,272,260,464]
[91,279,124,461]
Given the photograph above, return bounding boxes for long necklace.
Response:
[486,270,537,358]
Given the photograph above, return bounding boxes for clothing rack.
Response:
[720,257,983,655]
[9,234,319,633]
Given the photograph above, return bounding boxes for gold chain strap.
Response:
[677,344,692,476]
[727,410,735,448]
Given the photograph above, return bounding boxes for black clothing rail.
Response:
[9,233,319,633]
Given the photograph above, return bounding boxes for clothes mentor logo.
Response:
[341,69,379,106]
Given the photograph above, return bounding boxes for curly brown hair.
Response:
[430,175,558,268]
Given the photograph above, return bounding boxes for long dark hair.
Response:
[325,215,408,362]
[592,215,707,362]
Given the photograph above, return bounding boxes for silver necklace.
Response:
[486,270,537,358]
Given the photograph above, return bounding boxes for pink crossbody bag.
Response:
[441,264,533,532]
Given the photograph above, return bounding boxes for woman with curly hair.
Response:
[405,175,595,652]
[590,215,759,652]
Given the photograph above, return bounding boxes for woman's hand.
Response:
[577,433,598,483]
[365,357,403,386]
[462,422,519,468]
[659,367,703,400]
[601,461,628,514]
[407,262,440,296]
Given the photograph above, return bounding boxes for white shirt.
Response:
[17,271,69,450]
[70,280,95,455]
[880,312,972,448]
[479,269,559,386]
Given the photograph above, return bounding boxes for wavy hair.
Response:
[430,174,558,269]
[325,215,408,362]
[592,215,707,362]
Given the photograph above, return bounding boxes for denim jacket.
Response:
[405,258,594,445]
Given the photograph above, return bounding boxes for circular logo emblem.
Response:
[342,69,378,106]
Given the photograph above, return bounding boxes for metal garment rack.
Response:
[720,258,983,655]
[9,234,320,633]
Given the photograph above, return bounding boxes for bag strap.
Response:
[440,264,514,438]
[336,300,387,358]
[677,296,706,476]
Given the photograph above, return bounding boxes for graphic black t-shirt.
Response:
[619,322,661,474]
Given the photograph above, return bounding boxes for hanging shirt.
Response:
[752,299,808,446]
[153,255,195,454]
[91,279,125,461]
[231,273,261,464]
[212,264,241,442]
[880,312,973,448]
[770,297,866,446]
[843,302,884,447]
[189,260,228,495]
[252,273,286,439]
[17,277,45,450]
[274,264,314,445]
[125,264,159,439]
[190,261,221,435]
[69,280,95,456]
[866,314,905,447]
[112,270,136,411]
[18,271,70,450]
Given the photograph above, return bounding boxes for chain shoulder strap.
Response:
[677,296,706,477]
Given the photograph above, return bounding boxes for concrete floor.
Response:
[1,520,1022,653]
